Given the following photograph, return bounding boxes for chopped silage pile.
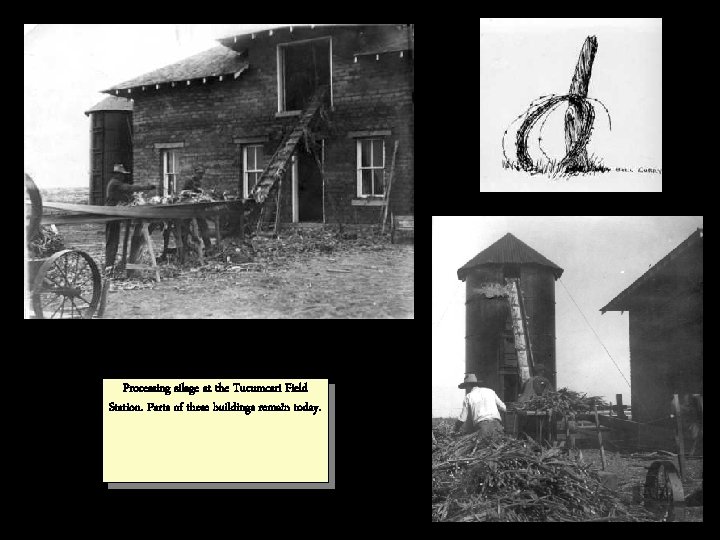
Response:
[432,421,655,522]
[508,387,610,417]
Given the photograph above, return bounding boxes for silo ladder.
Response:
[506,278,534,385]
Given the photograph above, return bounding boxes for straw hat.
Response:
[458,373,483,389]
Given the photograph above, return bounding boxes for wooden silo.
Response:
[457,233,564,403]
[84,96,133,205]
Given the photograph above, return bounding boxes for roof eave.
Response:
[457,262,564,282]
[102,64,248,96]
[600,228,703,314]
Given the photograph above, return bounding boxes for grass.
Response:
[502,154,611,179]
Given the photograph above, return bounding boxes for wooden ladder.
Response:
[252,85,327,205]
[256,179,282,236]
[506,278,534,386]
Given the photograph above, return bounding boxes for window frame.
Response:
[243,144,265,198]
[277,36,333,113]
[161,150,178,196]
[356,138,386,197]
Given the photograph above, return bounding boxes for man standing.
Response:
[454,374,507,437]
[105,164,155,268]
[181,166,213,253]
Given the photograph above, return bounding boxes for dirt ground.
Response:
[581,449,703,521]
[33,222,413,319]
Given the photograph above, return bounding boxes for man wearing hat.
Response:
[454,374,507,436]
[104,164,156,268]
[180,165,213,253]
[518,364,554,402]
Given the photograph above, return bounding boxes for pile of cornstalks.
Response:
[509,387,610,418]
[432,422,654,522]
[28,225,65,257]
[131,189,230,206]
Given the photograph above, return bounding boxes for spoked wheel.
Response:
[31,249,102,319]
[25,173,42,242]
[644,460,686,521]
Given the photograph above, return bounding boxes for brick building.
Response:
[99,24,414,224]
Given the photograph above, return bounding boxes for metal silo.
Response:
[85,96,133,205]
[457,233,563,402]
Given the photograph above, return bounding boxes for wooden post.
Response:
[673,394,686,481]
[171,220,185,264]
[538,414,543,444]
[239,202,244,242]
[381,140,399,233]
[190,219,204,264]
[616,393,626,419]
[594,405,606,470]
[565,414,571,448]
[563,36,597,171]
[214,216,221,245]
[120,220,131,269]
[141,221,161,282]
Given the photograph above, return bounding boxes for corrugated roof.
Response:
[600,228,703,313]
[102,46,248,93]
[457,233,564,281]
[84,95,133,116]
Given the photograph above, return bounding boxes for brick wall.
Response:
[129,27,413,224]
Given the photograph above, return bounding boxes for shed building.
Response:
[600,228,703,431]
[457,233,564,403]
[84,96,133,205]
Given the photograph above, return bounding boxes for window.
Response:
[162,150,178,195]
[243,145,264,198]
[356,138,385,197]
[277,38,332,112]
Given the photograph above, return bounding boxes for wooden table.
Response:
[39,200,245,282]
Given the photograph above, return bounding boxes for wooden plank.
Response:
[673,394,686,480]
[594,405,607,470]
[42,214,131,225]
[190,219,204,264]
[381,140,400,233]
[347,130,392,138]
[120,220,131,268]
[141,221,161,282]
[214,216,221,245]
[39,200,245,219]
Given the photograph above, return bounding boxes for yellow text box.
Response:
[103,379,329,482]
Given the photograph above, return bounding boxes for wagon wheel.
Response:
[644,460,686,521]
[25,173,42,242]
[31,249,101,319]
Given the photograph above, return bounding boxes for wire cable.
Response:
[433,280,463,328]
[558,278,631,389]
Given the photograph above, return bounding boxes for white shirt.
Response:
[458,387,507,426]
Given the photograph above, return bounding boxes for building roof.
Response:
[102,46,249,94]
[600,228,703,313]
[84,95,133,116]
[457,233,564,281]
[353,27,411,57]
[217,24,411,56]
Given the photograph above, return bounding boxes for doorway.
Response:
[296,147,323,222]
[278,38,331,112]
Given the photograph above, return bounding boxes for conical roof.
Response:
[457,233,564,281]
